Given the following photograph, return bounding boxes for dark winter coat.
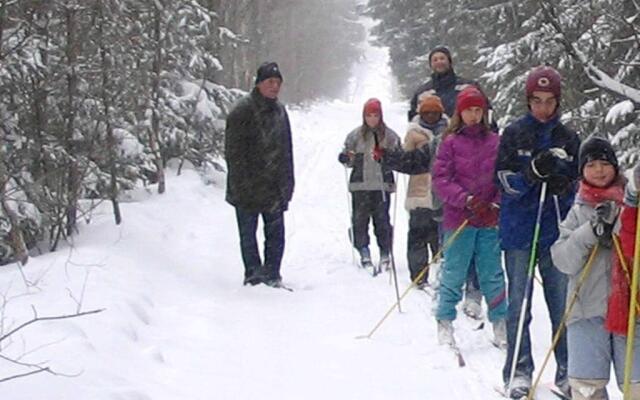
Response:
[495,113,580,250]
[432,124,500,231]
[408,69,475,121]
[224,88,294,213]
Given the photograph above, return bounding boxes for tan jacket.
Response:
[403,122,434,210]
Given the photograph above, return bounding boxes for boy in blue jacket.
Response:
[495,66,581,399]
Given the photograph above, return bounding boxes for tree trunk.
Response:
[97,0,121,224]
[64,3,80,236]
[150,1,165,194]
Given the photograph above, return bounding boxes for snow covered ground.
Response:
[0,17,623,400]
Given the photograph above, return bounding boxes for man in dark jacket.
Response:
[407,46,476,121]
[495,65,580,399]
[225,62,294,288]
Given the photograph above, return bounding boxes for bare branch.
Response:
[0,308,104,344]
[0,367,51,383]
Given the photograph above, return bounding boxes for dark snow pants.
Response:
[407,208,440,282]
[351,190,392,255]
[235,207,285,281]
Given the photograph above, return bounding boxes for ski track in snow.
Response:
[0,17,623,400]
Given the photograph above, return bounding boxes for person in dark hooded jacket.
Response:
[225,62,294,288]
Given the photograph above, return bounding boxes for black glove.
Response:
[530,150,557,179]
[338,151,354,165]
[547,174,571,196]
[591,201,619,247]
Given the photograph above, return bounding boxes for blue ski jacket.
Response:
[495,113,581,250]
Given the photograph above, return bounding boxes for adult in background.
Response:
[408,45,484,319]
[495,65,580,398]
[225,62,294,288]
[408,46,476,121]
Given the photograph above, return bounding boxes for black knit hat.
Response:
[579,137,618,176]
[255,62,283,85]
[429,46,453,65]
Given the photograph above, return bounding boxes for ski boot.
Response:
[492,319,507,350]
[437,320,455,346]
[359,247,374,271]
[377,251,391,274]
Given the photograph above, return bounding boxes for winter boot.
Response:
[379,251,391,272]
[264,278,285,288]
[437,320,455,346]
[492,319,507,350]
[462,296,483,320]
[243,269,262,286]
[569,378,607,400]
[506,376,531,399]
[359,247,373,268]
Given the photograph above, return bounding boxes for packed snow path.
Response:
[1,17,622,400]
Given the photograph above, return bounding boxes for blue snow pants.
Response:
[436,226,507,322]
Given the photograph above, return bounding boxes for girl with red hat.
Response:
[338,98,401,272]
[431,86,507,349]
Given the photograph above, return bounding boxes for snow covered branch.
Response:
[539,0,640,106]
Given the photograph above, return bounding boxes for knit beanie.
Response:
[418,95,445,114]
[428,46,453,65]
[363,98,384,124]
[255,62,283,85]
[363,98,382,114]
[455,87,487,114]
[525,65,561,99]
[579,137,619,176]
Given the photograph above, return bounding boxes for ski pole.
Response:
[624,198,640,400]
[356,219,469,340]
[389,173,399,284]
[508,181,548,395]
[388,185,402,313]
[528,243,600,400]
[344,166,356,268]
[388,206,402,313]
[553,195,562,226]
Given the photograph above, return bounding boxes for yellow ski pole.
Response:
[528,243,600,400]
[624,200,640,400]
[356,219,469,339]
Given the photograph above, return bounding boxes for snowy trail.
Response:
[1,17,620,400]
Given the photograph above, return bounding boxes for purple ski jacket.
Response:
[432,124,500,231]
